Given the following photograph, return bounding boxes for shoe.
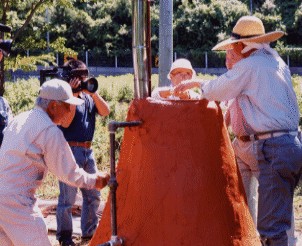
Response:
[59,239,75,246]
[81,235,93,244]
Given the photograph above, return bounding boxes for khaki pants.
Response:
[0,194,51,246]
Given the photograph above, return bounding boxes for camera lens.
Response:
[81,77,98,93]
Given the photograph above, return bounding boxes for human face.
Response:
[225,46,244,70]
[47,101,73,127]
[170,68,193,86]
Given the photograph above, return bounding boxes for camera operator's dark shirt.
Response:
[59,93,97,142]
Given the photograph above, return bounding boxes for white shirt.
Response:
[201,49,299,135]
[0,107,96,198]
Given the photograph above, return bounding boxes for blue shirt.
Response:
[60,93,97,142]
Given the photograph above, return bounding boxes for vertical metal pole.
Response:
[205,51,208,69]
[101,121,140,246]
[86,51,89,67]
[287,54,290,67]
[115,55,118,68]
[250,0,253,15]
[146,0,152,96]
[132,0,150,99]
[109,130,118,236]
[158,0,173,86]
[174,52,177,61]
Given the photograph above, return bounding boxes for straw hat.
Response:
[167,58,196,79]
[212,16,285,51]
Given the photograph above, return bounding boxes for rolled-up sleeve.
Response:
[37,126,96,189]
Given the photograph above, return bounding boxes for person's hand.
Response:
[173,79,203,95]
[69,77,81,90]
[171,89,190,99]
[95,172,110,190]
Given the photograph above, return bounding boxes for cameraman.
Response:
[56,59,110,246]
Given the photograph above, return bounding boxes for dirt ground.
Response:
[48,233,89,246]
[47,195,302,245]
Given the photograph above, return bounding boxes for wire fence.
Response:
[40,50,302,69]
[80,50,302,68]
[6,49,302,82]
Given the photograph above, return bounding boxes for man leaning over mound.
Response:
[175,15,302,246]
[0,79,110,246]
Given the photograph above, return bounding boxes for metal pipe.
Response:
[98,120,142,246]
[132,0,151,98]
[146,0,152,97]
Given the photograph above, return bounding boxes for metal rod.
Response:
[109,130,118,236]
[132,0,150,99]
[98,120,142,246]
[146,0,152,97]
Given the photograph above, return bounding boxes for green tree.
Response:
[0,0,74,95]
[173,0,248,65]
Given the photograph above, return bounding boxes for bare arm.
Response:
[89,92,110,117]
[69,78,110,117]
[174,79,204,95]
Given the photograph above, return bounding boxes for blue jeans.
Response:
[234,134,302,246]
[56,146,100,241]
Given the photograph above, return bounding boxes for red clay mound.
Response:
[90,98,260,246]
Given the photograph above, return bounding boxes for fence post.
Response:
[205,51,208,69]
[174,52,177,61]
[287,55,290,67]
[115,55,118,68]
[56,53,59,65]
[86,51,89,67]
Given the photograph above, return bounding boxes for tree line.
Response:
[1,0,302,72]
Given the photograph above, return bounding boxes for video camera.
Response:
[40,66,98,93]
[0,23,12,57]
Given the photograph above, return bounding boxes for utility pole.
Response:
[159,0,173,86]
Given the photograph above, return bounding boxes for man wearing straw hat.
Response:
[175,16,302,246]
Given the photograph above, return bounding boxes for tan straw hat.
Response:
[212,16,285,51]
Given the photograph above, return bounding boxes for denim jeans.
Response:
[233,134,302,246]
[56,146,100,241]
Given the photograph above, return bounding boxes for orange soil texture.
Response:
[90,98,260,246]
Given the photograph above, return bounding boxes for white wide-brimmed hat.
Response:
[39,79,84,105]
[167,58,196,79]
[212,16,285,51]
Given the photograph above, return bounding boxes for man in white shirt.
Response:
[175,16,302,246]
[0,79,109,246]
